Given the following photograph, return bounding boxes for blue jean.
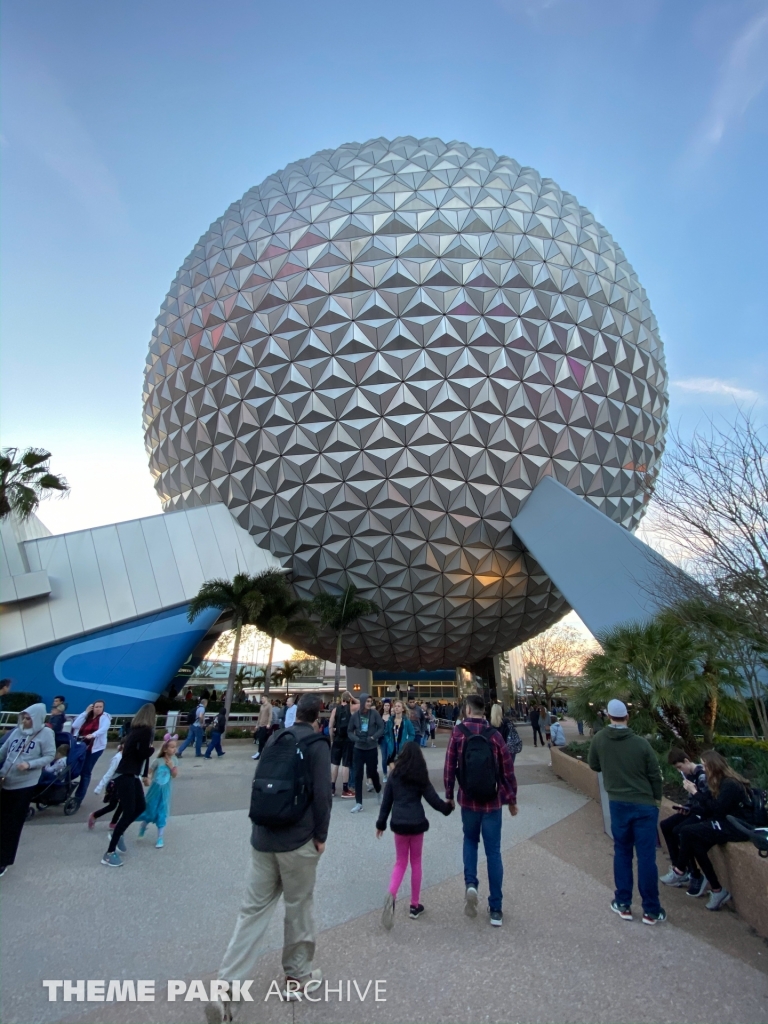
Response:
[178,724,203,756]
[609,801,661,915]
[461,807,503,912]
[205,731,224,757]
[419,733,427,748]
[75,749,103,804]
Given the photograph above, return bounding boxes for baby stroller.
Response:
[26,733,87,819]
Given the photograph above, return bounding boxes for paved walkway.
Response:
[2,723,766,1024]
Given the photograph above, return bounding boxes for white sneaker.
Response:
[464,885,478,918]
[660,868,689,887]
[204,999,235,1023]
[283,969,322,1001]
[706,888,732,911]
[251,753,259,760]
[350,803,363,813]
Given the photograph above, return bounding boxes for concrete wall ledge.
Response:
[550,746,768,939]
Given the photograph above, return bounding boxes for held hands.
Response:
[682,778,697,795]
[17,762,30,771]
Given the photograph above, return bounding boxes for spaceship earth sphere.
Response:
[143,137,668,670]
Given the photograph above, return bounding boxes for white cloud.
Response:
[687,9,768,162]
[671,377,762,402]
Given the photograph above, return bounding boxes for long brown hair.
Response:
[701,750,749,797]
[131,703,157,731]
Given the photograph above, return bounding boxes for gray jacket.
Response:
[251,722,332,853]
[0,703,56,790]
[348,695,385,750]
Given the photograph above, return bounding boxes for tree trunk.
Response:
[662,702,700,759]
[225,618,243,717]
[334,633,342,702]
[701,690,717,747]
[263,636,276,696]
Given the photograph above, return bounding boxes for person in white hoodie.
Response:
[71,700,112,808]
[0,702,55,875]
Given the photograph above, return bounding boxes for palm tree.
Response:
[572,618,705,757]
[0,447,69,520]
[661,600,754,743]
[312,583,379,701]
[233,666,253,700]
[187,574,265,715]
[280,660,301,696]
[253,570,315,696]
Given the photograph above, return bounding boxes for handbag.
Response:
[0,736,29,785]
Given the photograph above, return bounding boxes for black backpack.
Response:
[334,703,351,738]
[249,729,329,828]
[744,786,768,827]
[457,723,499,803]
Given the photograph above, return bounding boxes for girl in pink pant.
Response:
[376,740,453,927]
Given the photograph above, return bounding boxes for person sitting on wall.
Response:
[659,748,709,895]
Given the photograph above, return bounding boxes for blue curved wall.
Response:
[0,604,220,715]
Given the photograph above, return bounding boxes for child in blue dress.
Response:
[137,734,178,848]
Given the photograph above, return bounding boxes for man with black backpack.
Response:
[328,691,357,798]
[206,694,331,1024]
[444,693,518,927]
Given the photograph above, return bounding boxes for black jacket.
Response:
[214,709,227,733]
[376,773,452,835]
[701,778,755,826]
[117,726,154,778]
[251,722,332,853]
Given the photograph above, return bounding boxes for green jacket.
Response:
[588,726,662,806]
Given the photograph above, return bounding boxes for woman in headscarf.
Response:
[0,703,55,875]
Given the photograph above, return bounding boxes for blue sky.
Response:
[2,0,767,535]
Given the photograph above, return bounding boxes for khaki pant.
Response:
[219,840,321,982]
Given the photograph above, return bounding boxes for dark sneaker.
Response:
[489,909,503,927]
[381,893,395,930]
[610,900,633,921]
[686,876,709,898]
[409,903,425,919]
[101,852,123,868]
[642,908,668,925]
[464,885,479,918]
[706,888,732,911]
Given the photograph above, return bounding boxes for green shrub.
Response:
[2,692,43,712]
[563,741,591,760]
[561,733,768,792]
[713,736,768,789]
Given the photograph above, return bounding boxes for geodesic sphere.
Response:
[143,136,668,670]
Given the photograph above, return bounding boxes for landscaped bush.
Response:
[2,692,43,712]
[563,741,591,761]
[560,735,768,796]
[712,736,768,789]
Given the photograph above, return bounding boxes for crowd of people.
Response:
[0,676,762,1018]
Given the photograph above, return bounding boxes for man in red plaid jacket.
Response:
[444,693,518,927]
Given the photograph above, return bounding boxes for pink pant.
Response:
[389,832,424,906]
